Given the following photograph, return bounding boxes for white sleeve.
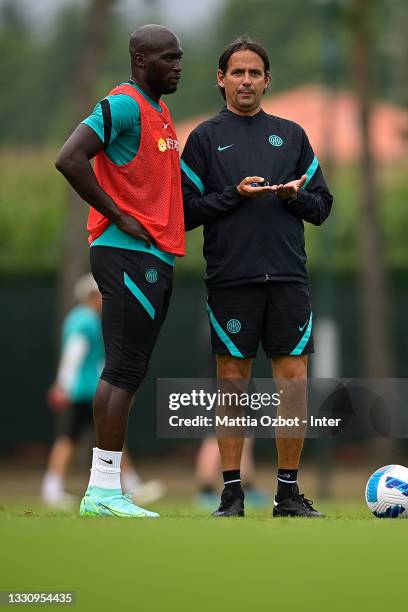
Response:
[56,334,89,394]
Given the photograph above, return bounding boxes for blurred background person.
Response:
[41,273,165,508]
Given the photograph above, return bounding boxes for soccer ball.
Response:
[365,464,408,518]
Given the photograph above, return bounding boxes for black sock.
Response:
[276,468,298,501]
[223,470,244,497]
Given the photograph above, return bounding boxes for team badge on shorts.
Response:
[227,319,241,334]
[145,268,158,283]
[269,134,283,147]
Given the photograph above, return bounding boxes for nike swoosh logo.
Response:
[218,144,234,152]
[99,458,113,464]
[97,502,127,517]
[97,502,150,518]
[298,317,309,332]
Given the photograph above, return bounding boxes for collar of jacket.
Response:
[220,106,266,122]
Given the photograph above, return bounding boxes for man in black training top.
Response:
[181,37,333,517]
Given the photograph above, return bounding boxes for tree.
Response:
[348,0,393,377]
[0,1,41,144]
[57,0,118,321]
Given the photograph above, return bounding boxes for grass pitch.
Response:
[0,498,405,611]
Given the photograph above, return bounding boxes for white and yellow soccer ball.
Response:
[365,464,408,518]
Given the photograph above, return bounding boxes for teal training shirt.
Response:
[62,305,104,402]
[91,225,175,266]
[82,82,174,264]
[83,93,140,165]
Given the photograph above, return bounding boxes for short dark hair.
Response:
[218,36,271,99]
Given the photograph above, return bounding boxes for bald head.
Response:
[129,24,179,57]
[128,24,183,99]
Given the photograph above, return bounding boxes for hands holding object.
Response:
[238,174,307,200]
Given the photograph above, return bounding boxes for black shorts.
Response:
[207,282,314,359]
[90,246,173,393]
[56,401,93,442]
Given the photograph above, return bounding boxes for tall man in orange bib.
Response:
[55,25,184,518]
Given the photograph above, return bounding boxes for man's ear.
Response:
[263,73,271,95]
[217,68,225,89]
[133,52,145,68]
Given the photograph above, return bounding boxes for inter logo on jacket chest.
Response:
[269,135,283,147]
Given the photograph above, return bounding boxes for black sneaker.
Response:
[212,487,245,517]
[273,484,324,518]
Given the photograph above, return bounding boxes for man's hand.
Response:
[116,213,156,247]
[237,176,274,198]
[271,174,307,200]
[47,384,70,412]
[56,125,154,247]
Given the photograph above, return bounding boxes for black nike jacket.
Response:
[181,106,333,288]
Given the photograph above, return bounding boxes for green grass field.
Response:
[0,498,406,611]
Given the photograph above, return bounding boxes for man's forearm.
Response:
[183,185,243,230]
[285,189,333,226]
[55,151,123,224]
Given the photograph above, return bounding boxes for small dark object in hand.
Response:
[250,180,269,187]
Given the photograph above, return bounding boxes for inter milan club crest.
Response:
[269,134,283,147]
[227,319,241,334]
[145,269,158,283]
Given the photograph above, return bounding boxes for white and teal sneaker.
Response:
[80,486,160,518]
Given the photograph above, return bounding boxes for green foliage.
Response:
[0,149,66,273]
[38,6,89,141]
[0,6,42,144]
[0,1,405,275]
[0,4,87,145]
[216,0,324,87]
[166,43,222,122]
[305,164,408,273]
[0,148,406,275]
[0,0,406,144]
